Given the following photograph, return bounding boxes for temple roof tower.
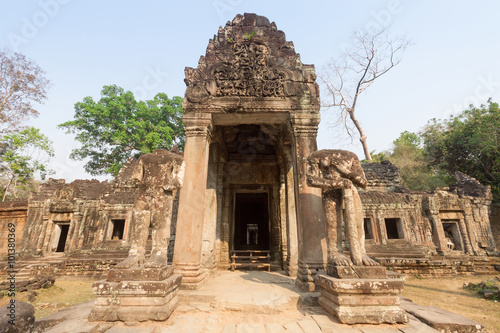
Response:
[183,13,320,113]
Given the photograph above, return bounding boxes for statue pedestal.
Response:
[316,269,408,325]
[88,266,181,322]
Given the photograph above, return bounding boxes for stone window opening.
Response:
[110,219,125,240]
[385,218,404,240]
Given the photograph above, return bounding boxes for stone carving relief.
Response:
[213,42,285,97]
[183,13,320,112]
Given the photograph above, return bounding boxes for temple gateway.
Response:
[1,13,498,297]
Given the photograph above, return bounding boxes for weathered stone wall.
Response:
[378,257,500,277]
[362,161,402,192]
[490,203,500,251]
[19,178,135,258]
[0,201,28,258]
[358,163,496,259]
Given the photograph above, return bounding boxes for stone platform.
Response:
[33,271,486,333]
[178,270,314,313]
[316,273,408,325]
[88,266,181,322]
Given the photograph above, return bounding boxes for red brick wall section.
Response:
[0,201,28,258]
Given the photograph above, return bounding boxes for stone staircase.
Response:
[230,250,271,271]
[0,253,68,281]
[0,250,130,281]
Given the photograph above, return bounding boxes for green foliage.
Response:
[58,85,185,176]
[463,279,500,301]
[390,131,450,191]
[245,31,256,40]
[0,127,54,200]
[371,131,449,191]
[421,99,500,199]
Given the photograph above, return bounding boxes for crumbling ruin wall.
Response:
[18,178,126,257]
[491,203,500,251]
[0,201,28,258]
[359,162,496,258]
[362,161,402,192]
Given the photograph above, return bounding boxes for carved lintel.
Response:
[291,125,318,138]
[184,126,212,141]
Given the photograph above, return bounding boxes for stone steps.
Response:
[231,250,271,272]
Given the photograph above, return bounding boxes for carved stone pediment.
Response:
[183,13,319,113]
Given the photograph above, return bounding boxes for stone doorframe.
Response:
[173,112,326,290]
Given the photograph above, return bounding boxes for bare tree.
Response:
[0,49,51,134]
[320,28,410,161]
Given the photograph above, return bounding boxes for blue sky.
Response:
[1,0,500,181]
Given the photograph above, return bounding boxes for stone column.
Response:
[36,217,49,256]
[283,148,299,277]
[173,114,212,290]
[291,114,326,291]
[67,211,82,253]
[463,201,479,254]
[458,217,474,254]
[279,170,288,269]
[201,143,219,275]
[424,197,447,253]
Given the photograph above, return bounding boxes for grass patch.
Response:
[0,279,95,319]
[403,275,500,333]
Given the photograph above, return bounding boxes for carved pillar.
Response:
[424,197,447,253]
[173,114,212,289]
[36,217,49,256]
[214,158,225,268]
[291,114,326,291]
[463,201,479,254]
[458,216,474,254]
[201,142,219,275]
[279,170,288,269]
[220,186,231,264]
[66,211,82,253]
[283,147,298,277]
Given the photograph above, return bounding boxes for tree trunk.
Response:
[348,109,372,161]
[2,176,13,202]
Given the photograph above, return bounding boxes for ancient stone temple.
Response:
[174,13,324,290]
[2,13,497,291]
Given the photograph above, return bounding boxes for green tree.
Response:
[421,99,500,198]
[58,85,185,176]
[389,131,449,191]
[0,127,54,201]
[368,131,449,191]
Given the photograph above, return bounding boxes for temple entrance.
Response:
[442,221,463,251]
[233,192,270,251]
[56,224,69,252]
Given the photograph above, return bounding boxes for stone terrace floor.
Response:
[36,271,482,332]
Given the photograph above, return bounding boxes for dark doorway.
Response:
[56,224,69,252]
[234,193,270,250]
[385,218,403,239]
[111,219,125,240]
